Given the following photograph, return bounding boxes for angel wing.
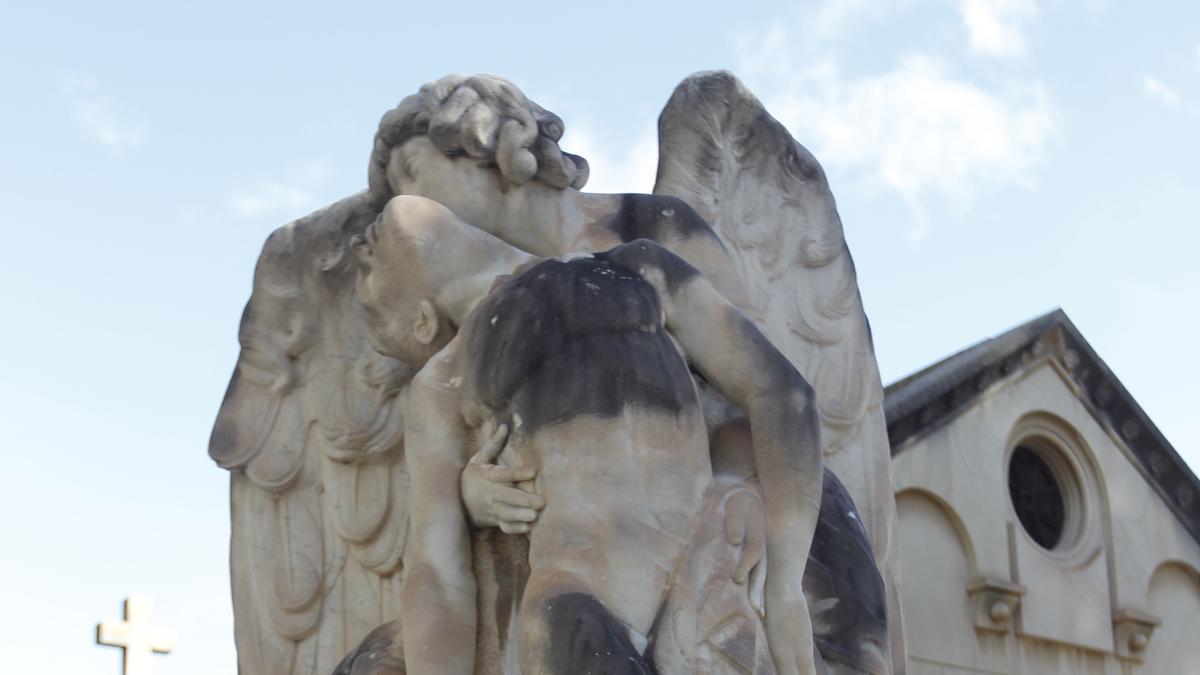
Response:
[653,70,904,669]
[209,192,414,675]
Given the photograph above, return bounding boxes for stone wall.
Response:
[893,358,1200,674]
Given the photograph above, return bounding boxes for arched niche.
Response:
[895,489,979,670]
[1142,561,1200,673]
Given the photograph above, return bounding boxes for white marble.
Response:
[210,71,900,675]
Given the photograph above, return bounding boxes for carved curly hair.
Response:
[368,74,590,207]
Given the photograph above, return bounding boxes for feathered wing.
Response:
[653,71,905,671]
[209,192,414,675]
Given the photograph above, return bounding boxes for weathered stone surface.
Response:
[210,72,900,675]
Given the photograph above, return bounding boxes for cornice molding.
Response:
[885,310,1200,546]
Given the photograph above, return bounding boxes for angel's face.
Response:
[387,137,509,234]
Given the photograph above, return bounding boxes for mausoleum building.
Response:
[886,310,1200,674]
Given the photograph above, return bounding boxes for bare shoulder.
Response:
[411,342,461,390]
[407,339,469,429]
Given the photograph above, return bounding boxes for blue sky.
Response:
[1,1,1197,673]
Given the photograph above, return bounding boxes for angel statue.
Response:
[209,72,903,675]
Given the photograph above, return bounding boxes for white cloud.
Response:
[229,159,332,217]
[733,3,1055,242]
[561,125,659,195]
[747,55,1054,242]
[787,0,1039,58]
[960,0,1037,57]
[1143,75,1181,106]
[61,75,147,152]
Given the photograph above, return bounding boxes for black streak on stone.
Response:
[330,620,404,675]
[597,238,701,295]
[464,255,697,436]
[544,593,656,674]
[606,238,817,473]
[606,193,724,247]
[806,469,890,673]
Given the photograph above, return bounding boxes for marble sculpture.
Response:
[209,72,902,675]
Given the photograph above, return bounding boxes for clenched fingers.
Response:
[492,485,545,510]
[471,423,509,465]
[482,463,537,484]
[498,520,531,535]
[494,503,540,524]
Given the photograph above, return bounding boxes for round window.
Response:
[1008,445,1066,549]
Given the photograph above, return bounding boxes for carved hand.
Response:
[724,489,766,580]
[723,488,767,616]
[461,422,545,534]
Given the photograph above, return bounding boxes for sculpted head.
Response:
[351,196,460,365]
[351,194,529,365]
[367,74,590,228]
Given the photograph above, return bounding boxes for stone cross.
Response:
[96,595,176,675]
